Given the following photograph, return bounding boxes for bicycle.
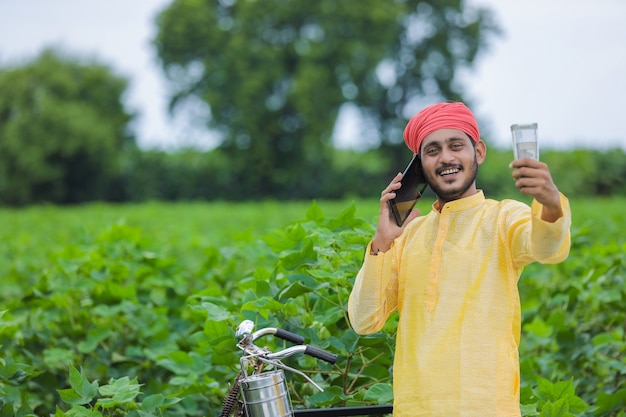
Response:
[218,319,393,417]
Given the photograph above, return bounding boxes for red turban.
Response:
[403,102,480,154]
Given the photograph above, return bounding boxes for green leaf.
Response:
[193,301,233,322]
[141,393,164,411]
[58,366,98,405]
[0,357,42,386]
[521,402,539,416]
[339,331,360,353]
[43,347,74,369]
[524,317,553,338]
[533,377,587,414]
[280,240,318,270]
[318,306,344,325]
[363,383,393,404]
[59,405,101,417]
[241,297,290,319]
[286,273,320,287]
[77,327,113,353]
[95,380,142,408]
[594,388,626,413]
[307,386,344,406]
[305,201,325,222]
[58,388,89,406]
[539,399,571,417]
[278,280,315,300]
[535,377,556,401]
[566,395,589,414]
[324,204,355,228]
[204,318,232,340]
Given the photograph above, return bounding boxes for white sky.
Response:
[464,0,626,150]
[0,0,625,151]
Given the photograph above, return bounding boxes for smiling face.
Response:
[419,128,487,207]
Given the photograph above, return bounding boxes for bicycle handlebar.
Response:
[237,320,305,344]
[236,320,337,364]
[275,328,306,344]
[266,345,337,365]
[304,345,338,364]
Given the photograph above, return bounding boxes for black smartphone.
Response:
[388,154,428,227]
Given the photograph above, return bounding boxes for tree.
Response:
[0,49,135,205]
[154,0,499,198]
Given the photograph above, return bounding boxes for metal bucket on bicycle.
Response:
[240,369,291,417]
[219,319,338,417]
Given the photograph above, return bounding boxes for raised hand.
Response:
[371,172,421,253]
[510,158,563,222]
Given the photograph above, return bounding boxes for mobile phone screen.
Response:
[388,154,428,227]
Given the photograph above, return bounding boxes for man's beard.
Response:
[426,155,479,203]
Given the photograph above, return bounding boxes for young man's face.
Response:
[419,128,486,205]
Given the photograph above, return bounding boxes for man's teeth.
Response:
[440,168,460,176]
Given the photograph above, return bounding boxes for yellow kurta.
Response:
[348,191,571,417]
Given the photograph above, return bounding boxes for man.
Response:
[348,102,571,416]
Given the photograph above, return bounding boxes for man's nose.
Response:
[440,149,456,163]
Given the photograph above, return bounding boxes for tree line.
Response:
[3,138,625,206]
[0,1,624,206]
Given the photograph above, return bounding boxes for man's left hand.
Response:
[510,158,563,222]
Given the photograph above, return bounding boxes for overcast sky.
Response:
[0,0,624,151]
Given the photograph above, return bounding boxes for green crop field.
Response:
[1,197,625,416]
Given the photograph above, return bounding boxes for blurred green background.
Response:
[0,0,624,206]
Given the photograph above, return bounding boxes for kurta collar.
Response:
[433,190,485,213]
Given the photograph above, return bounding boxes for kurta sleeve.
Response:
[509,193,571,268]
[348,240,399,335]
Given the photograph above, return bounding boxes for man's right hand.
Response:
[371,172,420,254]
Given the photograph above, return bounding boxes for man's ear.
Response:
[475,140,487,165]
